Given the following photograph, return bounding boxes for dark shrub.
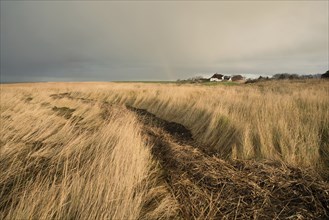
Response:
[321,70,329,79]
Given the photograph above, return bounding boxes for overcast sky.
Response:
[1,1,328,82]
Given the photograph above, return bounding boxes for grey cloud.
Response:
[1,1,328,82]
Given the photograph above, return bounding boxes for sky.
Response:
[1,1,328,82]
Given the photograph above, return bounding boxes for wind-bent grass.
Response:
[3,80,328,170]
[76,80,328,172]
[0,80,328,218]
[0,88,178,219]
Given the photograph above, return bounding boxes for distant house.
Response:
[210,78,221,82]
[210,73,224,82]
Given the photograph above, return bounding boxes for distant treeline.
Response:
[178,70,329,84]
[246,70,329,83]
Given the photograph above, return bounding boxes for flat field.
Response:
[1,80,329,219]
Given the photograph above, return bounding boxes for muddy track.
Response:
[50,93,329,219]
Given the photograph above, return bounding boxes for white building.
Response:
[210,78,222,82]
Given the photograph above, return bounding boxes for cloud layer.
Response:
[1,1,328,82]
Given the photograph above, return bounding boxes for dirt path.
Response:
[50,93,329,219]
[130,106,329,219]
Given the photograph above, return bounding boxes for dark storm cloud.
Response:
[1,1,328,82]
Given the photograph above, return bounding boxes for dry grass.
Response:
[0,80,328,219]
[65,80,329,172]
[0,86,178,219]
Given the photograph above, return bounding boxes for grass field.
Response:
[1,80,329,219]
